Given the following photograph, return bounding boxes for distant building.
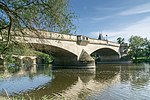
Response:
[98,34,104,40]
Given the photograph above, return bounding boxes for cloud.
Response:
[90,16,112,22]
[96,7,120,11]
[88,16,150,42]
[120,3,150,16]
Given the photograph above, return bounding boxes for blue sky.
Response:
[70,0,150,42]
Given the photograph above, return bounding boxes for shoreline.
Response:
[96,61,132,64]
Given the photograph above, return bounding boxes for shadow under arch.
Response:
[29,43,78,67]
[91,48,120,62]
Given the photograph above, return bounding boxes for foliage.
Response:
[0,0,76,56]
[7,65,20,73]
[117,37,125,44]
[22,49,54,64]
[144,38,150,59]
[36,51,54,64]
[128,35,150,61]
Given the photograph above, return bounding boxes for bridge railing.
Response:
[88,38,120,47]
[14,29,120,47]
[21,30,77,42]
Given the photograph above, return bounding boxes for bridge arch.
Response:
[24,37,79,56]
[30,43,78,66]
[91,48,121,62]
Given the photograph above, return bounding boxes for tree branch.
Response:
[0,25,9,30]
[0,2,13,53]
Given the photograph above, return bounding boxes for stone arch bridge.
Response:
[15,30,128,69]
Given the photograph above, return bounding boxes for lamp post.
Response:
[106,35,108,44]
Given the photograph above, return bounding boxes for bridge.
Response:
[14,30,128,69]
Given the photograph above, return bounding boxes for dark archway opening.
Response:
[30,43,78,67]
[91,48,120,62]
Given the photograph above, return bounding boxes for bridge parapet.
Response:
[88,38,120,47]
[16,29,120,47]
[21,30,77,41]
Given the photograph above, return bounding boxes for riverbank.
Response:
[132,57,150,63]
[96,61,132,64]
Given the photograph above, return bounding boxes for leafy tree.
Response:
[144,38,150,59]
[0,0,76,55]
[129,36,145,60]
[117,37,125,44]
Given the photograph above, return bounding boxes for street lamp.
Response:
[106,35,108,44]
[106,35,108,40]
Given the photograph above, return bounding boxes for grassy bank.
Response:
[132,57,150,63]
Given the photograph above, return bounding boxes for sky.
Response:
[70,0,150,42]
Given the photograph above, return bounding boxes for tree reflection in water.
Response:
[0,63,150,100]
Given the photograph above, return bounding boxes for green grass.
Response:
[132,57,150,63]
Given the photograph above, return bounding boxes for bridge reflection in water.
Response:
[12,64,120,99]
[0,64,121,99]
[1,63,150,99]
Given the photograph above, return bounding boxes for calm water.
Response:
[0,63,150,100]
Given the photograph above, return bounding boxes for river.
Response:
[0,63,150,100]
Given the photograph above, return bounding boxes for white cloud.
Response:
[96,7,120,11]
[88,16,150,42]
[90,16,111,22]
[120,3,150,16]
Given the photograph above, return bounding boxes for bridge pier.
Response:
[53,60,95,69]
[52,53,95,69]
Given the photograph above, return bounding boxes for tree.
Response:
[0,0,76,55]
[144,38,150,59]
[117,37,125,44]
[129,36,145,60]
